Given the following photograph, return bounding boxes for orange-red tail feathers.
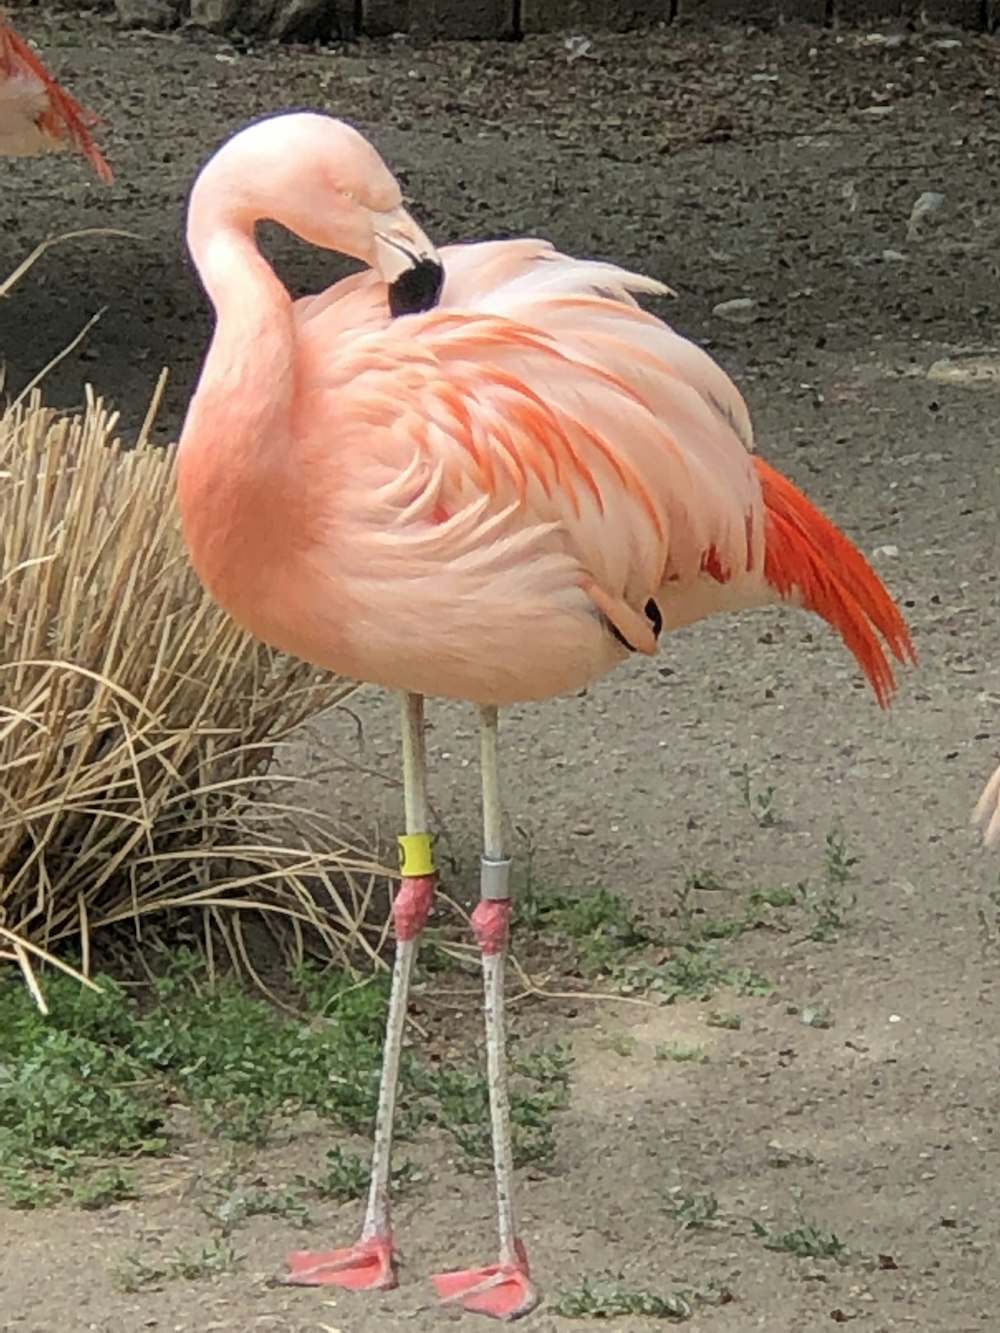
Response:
[0,19,113,181]
[756,457,916,708]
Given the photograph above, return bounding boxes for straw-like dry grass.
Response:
[0,387,387,1008]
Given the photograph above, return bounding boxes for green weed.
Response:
[790,1004,833,1029]
[664,1188,719,1230]
[706,1011,742,1030]
[298,1145,370,1202]
[136,964,392,1143]
[615,950,770,1003]
[752,1218,846,1260]
[685,869,728,894]
[0,1170,61,1209]
[824,824,859,886]
[554,1274,730,1319]
[516,869,779,1006]
[116,1239,241,1292]
[0,811,860,1215]
[749,885,800,910]
[654,1042,708,1063]
[413,1042,572,1172]
[203,1148,418,1229]
[674,873,742,939]
[71,1168,139,1211]
[599,1031,636,1057]
[0,978,169,1205]
[0,961,570,1207]
[800,825,859,940]
[295,1145,420,1204]
[211,1180,313,1228]
[733,762,778,827]
[517,881,659,973]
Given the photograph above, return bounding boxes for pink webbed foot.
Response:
[432,1242,539,1321]
[283,1234,397,1291]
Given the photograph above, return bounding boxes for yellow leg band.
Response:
[398,831,435,877]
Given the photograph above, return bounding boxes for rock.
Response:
[267,0,332,39]
[188,0,243,30]
[906,190,946,242]
[188,0,351,38]
[114,0,180,28]
[712,297,760,324]
[927,356,1000,389]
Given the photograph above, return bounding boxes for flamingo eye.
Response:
[342,189,356,202]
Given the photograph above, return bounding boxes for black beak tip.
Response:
[388,256,445,318]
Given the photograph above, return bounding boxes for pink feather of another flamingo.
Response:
[0,14,112,180]
[973,762,1000,848]
[177,112,916,1321]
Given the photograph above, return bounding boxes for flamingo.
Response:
[973,763,1000,847]
[0,13,112,180]
[176,111,916,1320]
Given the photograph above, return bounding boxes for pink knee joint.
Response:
[392,873,435,942]
[471,898,512,954]
[471,854,514,954]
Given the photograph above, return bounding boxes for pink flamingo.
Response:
[974,763,1000,847]
[177,111,916,1321]
[0,13,112,180]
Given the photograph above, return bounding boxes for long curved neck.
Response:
[178,189,300,609]
[182,183,295,465]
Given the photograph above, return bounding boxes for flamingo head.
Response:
[190,110,443,314]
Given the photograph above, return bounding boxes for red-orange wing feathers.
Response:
[295,242,915,706]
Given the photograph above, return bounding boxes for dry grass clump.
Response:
[0,387,385,1007]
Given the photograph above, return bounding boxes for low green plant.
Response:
[800,825,859,940]
[733,762,778,827]
[211,1180,313,1228]
[516,881,659,973]
[654,1042,708,1063]
[664,1188,719,1230]
[299,1145,370,1202]
[599,1031,636,1057]
[72,1168,139,1211]
[116,1240,241,1292]
[0,962,571,1206]
[295,1146,420,1204]
[0,981,169,1206]
[790,1004,833,1029]
[706,1011,742,1030]
[554,1274,730,1319]
[752,1218,846,1259]
[749,885,799,910]
[414,1042,572,1172]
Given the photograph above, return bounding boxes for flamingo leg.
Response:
[431,705,540,1320]
[285,691,436,1291]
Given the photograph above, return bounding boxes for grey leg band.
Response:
[480,855,513,901]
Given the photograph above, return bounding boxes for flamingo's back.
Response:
[185,237,914,708]
[0,18,112,179]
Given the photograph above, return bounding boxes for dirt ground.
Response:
[3,11,1000,1332]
